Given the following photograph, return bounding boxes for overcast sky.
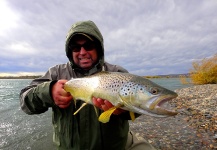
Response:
[0,0,216,76]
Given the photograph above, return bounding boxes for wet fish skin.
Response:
[64,71,178,121]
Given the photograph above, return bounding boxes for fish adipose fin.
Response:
[130,111,135,121]
[73,102,88,115]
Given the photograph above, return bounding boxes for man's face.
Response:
[71,36,98,70]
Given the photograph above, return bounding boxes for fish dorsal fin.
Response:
[130,111,135,121]
[73,102,88,115]
[98,104,122,123]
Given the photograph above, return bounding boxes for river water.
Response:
[0,78,192,150]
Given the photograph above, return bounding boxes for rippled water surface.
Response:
[0,79,53,150]
[0,78,192,150]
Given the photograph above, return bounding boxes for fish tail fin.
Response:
[73,102,88,115]
[130,111,135,122]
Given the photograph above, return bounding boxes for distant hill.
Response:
[144,73,190,78]
[0,75,42,79]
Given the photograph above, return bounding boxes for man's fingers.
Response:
[57,80,68,86]
[52,79,73,109]
[96,98,104,105]
[92,97,102,109]
[55,96,71,105]
[58,103,71,109]
[92,97,125,114]
[104,100,113,108]
[61,90,71,97]
[101,104,109,111]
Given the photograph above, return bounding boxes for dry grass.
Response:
[190,54,217,84]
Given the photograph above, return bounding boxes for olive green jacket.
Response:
[20,21,132,150]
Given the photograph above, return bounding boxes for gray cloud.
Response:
[0,0,216,76]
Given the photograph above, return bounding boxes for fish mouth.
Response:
[149,94,178,116]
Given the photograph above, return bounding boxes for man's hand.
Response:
[92,97,126,115]
[52,80,73,108]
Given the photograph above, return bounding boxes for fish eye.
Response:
[150,87,158,95]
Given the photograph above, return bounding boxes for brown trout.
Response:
[64,71,178,123]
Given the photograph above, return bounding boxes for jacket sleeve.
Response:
[19,68,58,115]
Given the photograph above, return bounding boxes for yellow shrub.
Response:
[190,54,217,84]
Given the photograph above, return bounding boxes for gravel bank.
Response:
[129,84,217,150]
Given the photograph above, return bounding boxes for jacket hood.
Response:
[65,20,104,75]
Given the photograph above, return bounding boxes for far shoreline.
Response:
[0,73,190,79]
[0,75,42,79]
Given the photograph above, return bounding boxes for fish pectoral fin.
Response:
[73,102,88,115]
[129,111,135,122]
[98,107,118,123]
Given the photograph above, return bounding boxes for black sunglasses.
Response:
[69,42,96,52]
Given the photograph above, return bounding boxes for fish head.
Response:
[119,77,178,117]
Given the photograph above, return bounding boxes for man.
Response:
[20,20,155,150]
